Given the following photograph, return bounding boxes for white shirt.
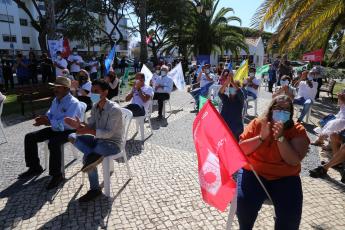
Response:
[154,75,174,93]
[297,81,318,101]
[77,81,92,97]
[200,73,214,88]
[67,55,83,73]
[151,73,160,86]
[132,85,154,112]
[89,60,99,73]
[55,58,67,77]
[321,106,345,135]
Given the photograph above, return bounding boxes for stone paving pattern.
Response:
[0,87,345,229]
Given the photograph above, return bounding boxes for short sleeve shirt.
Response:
[68,55,83,73]
[132,86,154,111]
[55,58,67,77]
[200,73,214,88]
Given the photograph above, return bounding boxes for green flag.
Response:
[255,64,270,76]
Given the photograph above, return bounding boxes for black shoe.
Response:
[81,153,104,173]
[18,166,43,179]
[309,166,327,178]
[46,175,64,190]
[78,189,102,203]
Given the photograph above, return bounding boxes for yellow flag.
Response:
[234,60,249,84]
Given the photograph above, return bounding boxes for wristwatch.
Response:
[277,136,285,143]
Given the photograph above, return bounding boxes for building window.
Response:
[20,18,28,26]
[22,36,30,44]
[2,35,17,43]
[0,14,14,23]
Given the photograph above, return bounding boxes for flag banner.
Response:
[197,55,210,65]
[227,62,233,71]
[302,49,324,62]
[234,60,249,84]
[293,64,308,73]
[193,100,248,212]
[61,37,71,58]
[105,45,116,75]
[141,64,153,86]
[168,62,186,90]
[255,64,270,77]
[47,40,63,60]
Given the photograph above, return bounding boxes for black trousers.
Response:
[153,93,170,116]
[268,81,275,93]
[3,74,14,90]
[315,78,323,99]
[125,104,145,117]
[24,127,75,176]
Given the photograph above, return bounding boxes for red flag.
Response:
[193,100,248,212]
[62,37,71,58]
[302,49,324,62]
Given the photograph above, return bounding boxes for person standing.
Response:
[120,57,126,74]
[40,53,54,83]
[99,54,106,78]
[64,79,124,202]
[18,77,84,189]
[153,65,174,119]
[54,51,68,78]
[268,64,277,93]
[88,54,99,81]
[1,59,14,91]
[311,66,323,100]
[68,48,83,77]
[105,71,119,100]
[278,55,293,86]
[28,52,38,84]
[13,53,30,85]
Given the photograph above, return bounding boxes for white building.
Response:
[0,0,130,57]
[211,37,265,67]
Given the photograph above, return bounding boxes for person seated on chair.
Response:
[273,75,297,101]
[237,95,310,230]
[105,71,119,100]
[218,73,245,141]
[72,69,93,111]
[18,77,84,190]
[150,65,161,87]
[125,72,154,117]
[153,65,174,119]
[311,89,345,147]
[189,64,215,110]
[65,79,124,202]
[242,68,260,99]
[293,71,318,122]
[309,131,345,183]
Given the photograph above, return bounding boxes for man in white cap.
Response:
[18,77,85,190]
[153,65,174,119]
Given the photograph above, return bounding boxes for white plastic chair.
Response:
[294,103,312,123]
[162,98,171,118]
[0,96,7,144]
[245,96,258,117]
[44,102,87,177]
[101,108,133,197]
[133,98,153,141]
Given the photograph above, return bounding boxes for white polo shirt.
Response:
[132,86,154,111]
[68,55,83,73]
[55,58,67,77]
[297,81,318,101]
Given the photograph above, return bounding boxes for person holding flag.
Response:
[237,95,310,229]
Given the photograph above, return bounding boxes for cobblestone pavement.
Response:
[0,87,345,229]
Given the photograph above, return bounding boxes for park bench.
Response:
[320,79,336,99]
[16,84,54,116]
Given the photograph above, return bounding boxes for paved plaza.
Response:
[0,88,345,229]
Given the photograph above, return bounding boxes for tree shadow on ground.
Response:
[0,176,63,229]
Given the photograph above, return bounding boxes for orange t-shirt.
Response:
[240,118,310,180]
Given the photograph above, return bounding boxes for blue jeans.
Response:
[294,97,312,121]
[237,169,302,230]
[70,134,121,190]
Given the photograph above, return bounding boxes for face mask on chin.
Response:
[90,93,101,104]
[272,110,291,123]
[161,71,167,76]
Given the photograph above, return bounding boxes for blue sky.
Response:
[216,0,270,30]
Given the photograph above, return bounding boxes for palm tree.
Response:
[252,0,345,57]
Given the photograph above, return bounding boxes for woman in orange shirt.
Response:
[237,95,310,230]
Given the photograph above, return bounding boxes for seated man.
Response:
[18,77,84,189]
[65,79,124,202]
[293,71,318,122]
[125,72,154,117]
[189,64,215,110]
[244,73,260,99]
[153,65,174,119]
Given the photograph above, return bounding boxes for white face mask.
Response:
[161,71,167,76]
[280,80,289,86]
[92,57,96,60]
[307,75,313,81]
[73,52,77,55]
[249,73,255,77]
[205,69,210,74]
[57,55,62,60]
[156,70,160,74]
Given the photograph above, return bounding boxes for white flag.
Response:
[47,39,63,61]
[168,62,185,91]
[141,64,153,86]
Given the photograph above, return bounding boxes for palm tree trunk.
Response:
[139,0,148,64]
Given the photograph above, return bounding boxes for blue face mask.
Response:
[90,93,101,104]
[280,80,289,86]
[272,110,291,123]
[228,87,237,95]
